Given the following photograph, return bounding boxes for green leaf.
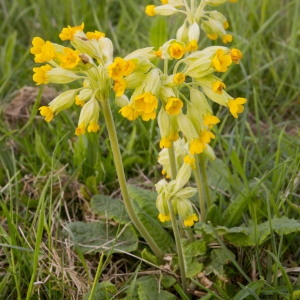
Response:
[91,194,131,224]
[206,248,235,277]
[63,221,138,254]
[150,16,167,49]
[206,204,222,226]
[83,282,116,300]
[127,185,158,220]
[183,239,206,278]
[161,275,177,289]
[233,280,265,300]
[141,248,161,266]
[136,276,177,300]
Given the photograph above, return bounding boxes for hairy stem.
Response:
[194,154,206,222]
[101,99,164,259]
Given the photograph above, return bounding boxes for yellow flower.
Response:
[33,64,52,85]
[107,57,126,80]
[155,49,163,58]
[230,0,238,2]
[31,37,56,63]
[228,97,247,118]
[211,49,232,72]
[203,114,220,127]
[199,130,215,144]
[230,48,242,64]
[186,40,198,52]
[87,121,100,133]
[75,96,85,107]
[119,105,139,121]
[158,213,171,222]
[212,81,226,94]
[173,73,185,84]
[58,48,81,69]
[113,78,127,97]
[189,139,206,155]
[161,0,168,3]
[160,137,172,149]
[86,30,105,40]
[59,22,84,41]
[75,122,86,136]
[223,21,229,29]
[222,34,232,44]
[123,60,136,77]
[165,97,183,115]
[207,33,219,40]
[39,106,54,122]
[184,214,198,227]
[184,155,196,169]
[169,131,179,141]
[145,5,156,16]
[134,92,158,115]
[169,42,185,59]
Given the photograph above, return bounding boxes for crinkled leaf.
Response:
[161,275,177,289]
[206,204,222,226]
[141,248,161,266]
[271,216,300,235]
[206,248,235,277]
[128,184,158,219]
[183,239,206,278]
[90,194,131,224]
[136,276,176,300]
[63,221,138,254]
[136,208,176,253]
[83,282,116,300]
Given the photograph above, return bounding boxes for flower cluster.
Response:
[31,23,113,135]
[115,39,246,159]
[145,0,238,48]
[155,163,198,227]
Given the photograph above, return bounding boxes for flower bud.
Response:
[176,22,189,43]
[188,21,200,42]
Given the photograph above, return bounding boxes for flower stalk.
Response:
[101,98,164,259]
[194,154,206,222]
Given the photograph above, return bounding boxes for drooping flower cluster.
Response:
[155,163,198,227]
[31,23,113,135]
[145,0,238,49]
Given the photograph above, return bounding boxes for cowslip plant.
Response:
[31,0,247,296]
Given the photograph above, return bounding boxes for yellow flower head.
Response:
[75,96,85,107]
[199,130,215,144]
[31,37,56,63]
[160,137,172,149]
[86,30,105,40]
[39,106,54,122]
[155,49,163,58]
[207,33,219,40]
[169,42,185,59]
[169,131,179,142]
[58,48,81,69]
[87,121,100,133]
[228,97,247,118]
[230,48,242,64]
[119,104,139,121]
[203,114,220,127]
[184,155,196,169]
[183,214,198,227]
[113,78,127,97]
[212,49,232,72]
[189,138,206,155]
[185,40,198,52]
[173,73,185,85]
[158,213,171,222]
[75,122,86,136]
[134,92,158,116]
[123,60,136,77]
[222,34,232,44]
[145,5,156,16]
[223,20,229,29]
[108,57,126,80]
[33,64,52,85]
[161,0,168,4]
[212,81,226,94]
[59,22,84,41]
[165,97,183,115]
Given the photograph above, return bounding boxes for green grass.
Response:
[0,0,300,299]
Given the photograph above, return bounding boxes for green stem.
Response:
[194,155,206,222]
[168,144,188,294]
[199,154,212,208]
[101,100,164,259]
